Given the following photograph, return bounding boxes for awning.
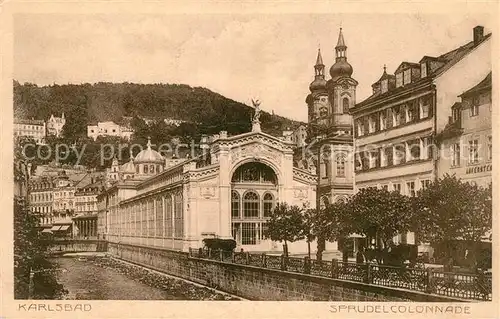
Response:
[50,225,62,231]
[59,225,70,231]
[41,229,52,233]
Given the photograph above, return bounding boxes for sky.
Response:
[14,13,493,122]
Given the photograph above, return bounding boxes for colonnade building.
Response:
[97,128,318,252]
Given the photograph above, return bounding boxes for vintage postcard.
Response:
[1,0,498,318]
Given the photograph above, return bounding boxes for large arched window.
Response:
[243,191,259,219]
[144,165,149,174]
[231,191,240,218]
[336,154,346,177]
[343,97,350,114]
[232,162,277,184]
[263,193,275,217]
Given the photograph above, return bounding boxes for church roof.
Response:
[336,28,346,48]
[134,137,164,163]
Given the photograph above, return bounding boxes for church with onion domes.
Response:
[303,28,357,209]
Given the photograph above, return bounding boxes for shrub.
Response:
[202,238,236,252]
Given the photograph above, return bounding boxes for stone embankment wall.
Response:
[108,242,465,302]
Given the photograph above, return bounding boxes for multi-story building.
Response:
[97,121,318,252]
[437,72,492,188]
[28,177,55,226]
[304,28,357,208]
[14,118,46,144]
[292,125,308,148]
[73,179,104,239]
[87,121,134,141]
[46,113,66,137]
[350,25,491,244]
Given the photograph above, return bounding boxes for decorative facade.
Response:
[14,118,46,144]
[351,25,491,244]
[46,113,66,137]
[97,123,318,252]
[437,72,492,188]
[304,28,357,207]
[87,121,134,141]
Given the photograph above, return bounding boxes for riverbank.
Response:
[54,256,242,300]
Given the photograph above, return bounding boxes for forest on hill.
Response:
[13,81,303,141]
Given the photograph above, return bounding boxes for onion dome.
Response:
[330,60,353,79]
[329,28,354,80]
[309,48,327,92]
[134,137,164,163]
[121,149,136,173]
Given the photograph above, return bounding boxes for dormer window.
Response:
[403,69,411,85]
[381,80,388,93]
[396,72,403,88]
[420,62,428,78]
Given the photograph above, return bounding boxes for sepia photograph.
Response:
[3,1,497,317]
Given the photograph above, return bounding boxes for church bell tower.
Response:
[305,28,358,207]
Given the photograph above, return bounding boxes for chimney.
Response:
[473,26,484,44]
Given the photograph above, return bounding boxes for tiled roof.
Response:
[356,33,491,109]
[459,72,492,97]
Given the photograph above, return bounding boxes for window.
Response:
[263,193,274,217]
[421,62,427,78]
[357,120,365,136]
[368,115,376,133]
[342,98,349,113]
[144,165,149,174]
[368,150,378,169]
[488,136,492,161]
[393,106,402,126]
[406,181,416,196]
[452,107,461,123]
[420,101,430,119]
[231,191,240,218]
[451,143,460,166]
[393,183,402,193]
[241,223,257,245]
[381,185,389,190]
[403,69,411,85]
[471,97,479,116]
[381,80,388,93]
[379,111,387,130]
[468,140,479,164]
[355,153,362,171]
[396,72,403,88]
[174,193,183,237]
[420,180,431,190]
[393,144,406,165]
[150,165,155,174]
[408,140,421,160]
[336,154,346,177]
[243,192,260,219]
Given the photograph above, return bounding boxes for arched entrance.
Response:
[231,162,278,248]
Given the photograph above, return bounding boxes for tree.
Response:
[414,174,492,266]
[312,200,353,260]
[348,187,413,249]
[14,145,67,299]
[302,208,316,259]
[264,203,305,257]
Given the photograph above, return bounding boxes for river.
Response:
[53,255,240,300]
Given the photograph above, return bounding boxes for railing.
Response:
[188,248,492,301]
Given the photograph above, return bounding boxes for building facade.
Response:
[437,72,492,188]
[97,125,318,252]
[14,118,46,144]
[87,121,134,141]
[28,177,54,226]
[46,113,66,137]
[350,25,491,244]
[304,28,357,207]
